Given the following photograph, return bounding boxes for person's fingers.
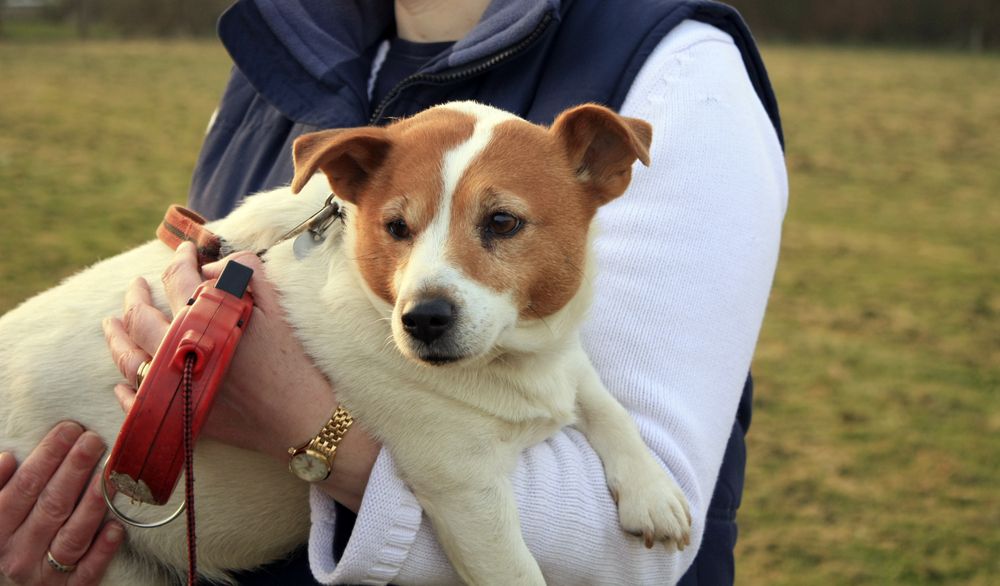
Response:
[121,277,170,356]
[0,422,83,539]
[112,384,137,414]
[102,317,151,388]
[203,251,279,312]
[67,522,125,586]
[19,431,104,556]
[0,451,16,489]
[161,241,205,315]
[201,249,264,280]
[47,473,110,575]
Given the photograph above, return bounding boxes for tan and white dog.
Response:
[0,101,690,585]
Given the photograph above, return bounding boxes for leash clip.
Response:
[100,455,187,529]
[258,193,342,259]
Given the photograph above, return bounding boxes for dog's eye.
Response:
[386,219,411,240]
[485,212,522,237]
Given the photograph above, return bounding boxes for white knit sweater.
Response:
[308,20,788,585]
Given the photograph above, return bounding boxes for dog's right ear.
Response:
[291,128,392,203]
[550,104,652,206]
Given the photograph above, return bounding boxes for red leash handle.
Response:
[104,261,254,506]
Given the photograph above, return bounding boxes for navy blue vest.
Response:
[197,1,780,583]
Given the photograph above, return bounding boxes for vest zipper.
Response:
[369,11,554,126]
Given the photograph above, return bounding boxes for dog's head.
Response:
[291,102,651,365]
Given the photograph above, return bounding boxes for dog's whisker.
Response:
[563,257,592,287]
[368,315,392,328]
[526,303,554,335]
[381,334,397,352]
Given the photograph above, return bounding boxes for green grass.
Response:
[0,20,119,42]
[739,46,999,585]
[0,40,232,309]
[0,40,997,584]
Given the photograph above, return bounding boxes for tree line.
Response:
[3,0,998,50]
[729,0,997,50]
[2,0,232,38]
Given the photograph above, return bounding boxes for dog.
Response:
[0,101,690,585]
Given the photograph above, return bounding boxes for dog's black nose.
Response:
[402,298,455,344]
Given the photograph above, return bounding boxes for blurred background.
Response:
[0,1,997,584]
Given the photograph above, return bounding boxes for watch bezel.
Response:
[289,448,332,482]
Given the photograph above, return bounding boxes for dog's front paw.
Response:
[609,466,691,551]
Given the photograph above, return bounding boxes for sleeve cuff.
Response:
[308,447,424,585]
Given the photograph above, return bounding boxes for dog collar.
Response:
[157,205,225,266]
[157,194,341,265]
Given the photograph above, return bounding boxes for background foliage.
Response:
[1,0,999,49]
[729,0,998,50]
[0,0,232,37]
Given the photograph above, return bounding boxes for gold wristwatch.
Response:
[288,405,353,482]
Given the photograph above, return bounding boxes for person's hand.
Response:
[0,422,124,585]
[103,242,337,459]
[102,242,379,511]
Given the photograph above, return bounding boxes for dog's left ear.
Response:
[291,127,392,204]
[550,104,652,206]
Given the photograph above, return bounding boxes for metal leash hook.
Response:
[256,193,343,259]
[100,457,187,529]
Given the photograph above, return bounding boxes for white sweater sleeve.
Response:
[308,19,788,585]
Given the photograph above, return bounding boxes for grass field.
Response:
[739,46,998,585]
[1,40,997,584]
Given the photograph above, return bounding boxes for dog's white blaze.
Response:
[397,102,514,295]
[392,102,522,359]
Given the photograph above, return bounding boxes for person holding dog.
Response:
[0,0,786,584]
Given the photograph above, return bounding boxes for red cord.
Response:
[182,354,198,586]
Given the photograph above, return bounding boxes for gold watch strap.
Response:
[308,405,354,459]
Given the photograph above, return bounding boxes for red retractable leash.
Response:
[102,260,254,585]
[101,197,340,584]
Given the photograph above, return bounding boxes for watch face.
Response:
[290,451,330,482]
